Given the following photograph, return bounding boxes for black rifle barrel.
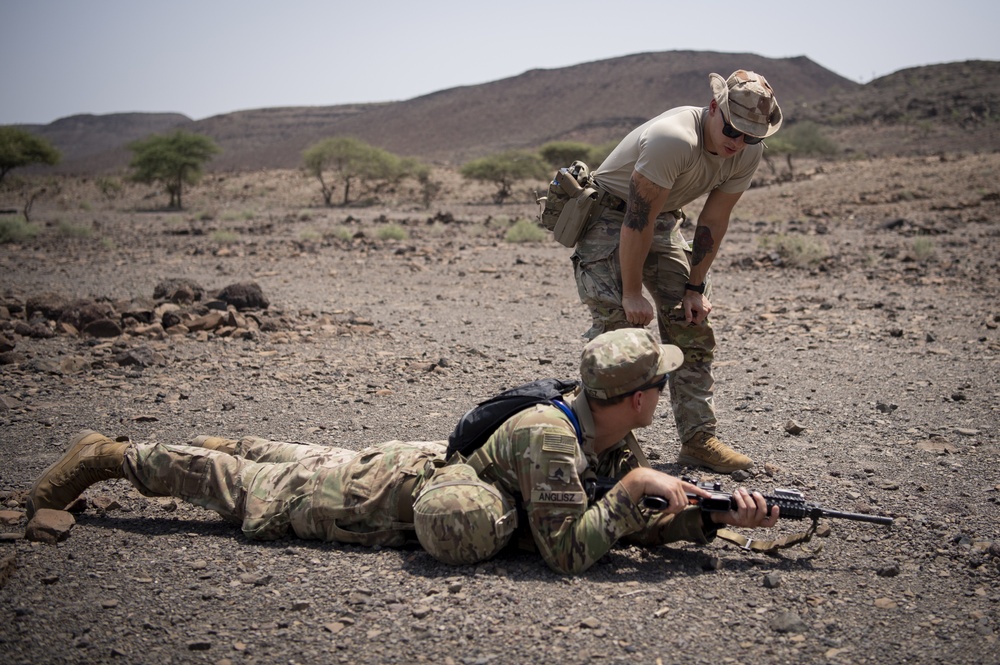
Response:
[814,508,894,526]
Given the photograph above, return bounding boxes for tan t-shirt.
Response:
[593,106,762,213]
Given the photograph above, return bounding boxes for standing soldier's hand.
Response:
[622,293,655,327]
[683,292,712,325]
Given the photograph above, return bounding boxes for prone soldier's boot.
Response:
[188,435,239,455]
[26,430,128,518]
[677,432,753,474]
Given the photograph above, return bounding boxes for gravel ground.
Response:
[1,154,999,664]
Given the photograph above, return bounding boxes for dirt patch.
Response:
[1,154,998,664]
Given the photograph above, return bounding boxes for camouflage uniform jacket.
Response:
[472,391,716,574]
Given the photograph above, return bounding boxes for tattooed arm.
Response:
[619,171,672,326]
[683,188,743,324]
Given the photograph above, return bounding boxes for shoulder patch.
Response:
[541,432,577,455]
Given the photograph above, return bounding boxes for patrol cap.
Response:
[580,328,683,400]
[709,69,782,139]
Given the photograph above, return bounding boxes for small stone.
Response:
[101,599,119,609]
[763,572,782,588]
[291,600,310,611]
[702,555,722,571]
[877,563,901,577]
[239,573,272,586]
[0,510,24,526]
[580,616,601,629]
[874,598,898,609]
[411,605,432,619]
[763,463,782,477]
[784,420,806,435]
[24,509,75,544]
[186,640,212,651]
[771,610,807,633]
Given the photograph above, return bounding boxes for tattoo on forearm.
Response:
[691,226,715,267]
[623,178,652,232]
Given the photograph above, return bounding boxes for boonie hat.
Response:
[709,70,782,138]
[580,328,683,400]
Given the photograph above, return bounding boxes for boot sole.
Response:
[676,453,752,474]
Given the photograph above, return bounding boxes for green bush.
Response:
[0,215,39,243]
[57,220,92,238]
[766,122,837,156]
[759,234,830,267]
[912,236,935,261]
[210,230,240,244]
[376,223,407,241]
[504,218,547,243]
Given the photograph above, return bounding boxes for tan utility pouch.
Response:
[537,161,600,248]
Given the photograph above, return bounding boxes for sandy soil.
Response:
[1,153,998,664]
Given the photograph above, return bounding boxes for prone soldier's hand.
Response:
[711,488,780,528]
[622,468,708,514]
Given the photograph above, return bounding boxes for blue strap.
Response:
[550,399,582,444]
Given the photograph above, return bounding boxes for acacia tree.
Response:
[127,130,219,209]
[0,127,61,187]
[460,149,549,204]
[303,137,418,206]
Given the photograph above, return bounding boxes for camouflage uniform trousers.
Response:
[572,207,717,444]
[122,437,448,546]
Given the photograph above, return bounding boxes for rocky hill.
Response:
[15,52,1000,174]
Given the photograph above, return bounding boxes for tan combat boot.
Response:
[677,432,753,474]
[27,430,128,517]
[188,435,239,455]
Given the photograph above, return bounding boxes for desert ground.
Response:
[1,153,998,664]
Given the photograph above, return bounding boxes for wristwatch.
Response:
[684,282,706,294]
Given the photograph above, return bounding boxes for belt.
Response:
[396,475,420,523]
[594,186,627,213]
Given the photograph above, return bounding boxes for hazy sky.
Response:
[1,0,996,125]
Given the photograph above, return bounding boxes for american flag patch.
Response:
[541,433,577,455]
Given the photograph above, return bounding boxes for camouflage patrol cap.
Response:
[413,463,517,566]
[580,328,683,400]
[710,70,782,138]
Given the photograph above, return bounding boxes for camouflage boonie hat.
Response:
[413,463,517,566]
[709,70,782,138]
[580,328,683,399]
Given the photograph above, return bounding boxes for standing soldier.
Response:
[572,70,782,474]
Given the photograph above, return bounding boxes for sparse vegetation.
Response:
[0,215,39,243]
[912,236,935,261]
[210,230,240,244]
[759,233,830,267]
[56,220,92,238]
[460,150,549,204]
[504,218,547,243]
[303,137,425,207]
[376,223,407,241]
[95,176,125,204]
[128,130,220,209]
[0,127,61,186]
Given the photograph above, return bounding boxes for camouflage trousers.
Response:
[123,437,448,546]
[572,207,717,444]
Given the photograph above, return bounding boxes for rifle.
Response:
[641,479,894,526]
[587,476,893,526]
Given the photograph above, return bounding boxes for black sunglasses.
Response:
[720,112,764,145]
[635,375,669,395]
